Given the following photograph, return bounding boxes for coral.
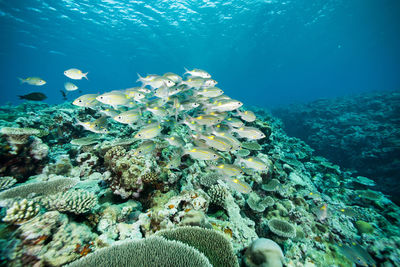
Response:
[156,226,239,267]
[261,179,281,192]
[0,127,40,148]
[198,172,220,187]
[2,198,40,224]
[208,184,229,207]
[180,210,210,228]
[267,218,296,238]
[41,189,98,215]
[30,137,49,160]
[354,220,374,234]
[104,146,160,199]
[0,176,17,191]
[244,238,284,267]
[241,141,262,151]
[0,177,78,204]
[247,192,274,213]
[68,236,212,267]
[45,155,73,176]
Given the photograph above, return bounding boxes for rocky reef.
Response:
[273,90,400,204]
[0,100,399,266]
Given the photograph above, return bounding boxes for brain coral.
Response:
[267,218,296,238]
[67,236,212,267]
[156,226,239,267]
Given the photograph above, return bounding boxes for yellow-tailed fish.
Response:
[209,99,243,112]
[146,106,168,117]
[146,77,175,89]
[237,156,268,171]
[165,135,185,147]
[184,67,211,78]
[76,117,109,134]
[222,177,252,194]
[113,109,140,125]
[191,114,221,126]
[125,88,146,101]
[73,94,100,108]
[134,140,156,156]
[231,126,265,140]
[96,91,130,107]
[182,77,207,88]
[195,87,224,98]
[179,100,200,111]
[213,164,244,177]
[212,130,242,150]
[64,82,78,91]
[226,117,244,128]
[137,73,159,83]
[163,72,182,83]
[197,134,232,152]
[203,79,218,87]
[64,68,88,80]
[236,110,256,122]
[18,77,46,86]
[134,123,162,139]
[184,147,220,160]
[99,108,119,118]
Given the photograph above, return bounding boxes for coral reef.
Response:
[244,238,284,267]
[267,218,296,239]
[2,198,40,224]
[0,176,17,191]
[273,90,400,203]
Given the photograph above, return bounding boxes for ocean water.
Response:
[1,0,399,107]
[1,1,400,267]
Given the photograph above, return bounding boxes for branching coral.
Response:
[0,176,17,191]
[2,198,40,224]
[207,184,229,207]
[41,189,98,215]
[67,236,212,267]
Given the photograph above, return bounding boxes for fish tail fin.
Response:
[18,77,25,84]
[17,95,25,100]
[83,72,89,80]
[136,73,143,82]
[183,67,190,75]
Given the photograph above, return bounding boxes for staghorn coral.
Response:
[207,184,229,207]
[41,189,98,215]
[267,218,296,238]
[2,198,40,224]
[0,177,78,205]
[67,236,212,267]
[156,226,239,267]
[247,192,274,213]
[104,146,160,199]
[0,176,17,191]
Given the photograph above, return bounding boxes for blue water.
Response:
[0,0,399,107]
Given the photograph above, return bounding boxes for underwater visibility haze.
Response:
[0,0,399,266]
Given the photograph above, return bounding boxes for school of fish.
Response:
[72,68,269,194]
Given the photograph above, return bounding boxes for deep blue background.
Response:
[0,0,399,108]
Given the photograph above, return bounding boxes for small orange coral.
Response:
[168,204,175,209]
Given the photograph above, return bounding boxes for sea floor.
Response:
[0,101,399,266]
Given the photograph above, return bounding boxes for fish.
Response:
[146,106,169,117]
[236,156,268,171]
[314,203,328,222]
[195,134,233,152]
[184,67,211,78]
[125,88,146,101]
[163,72,182,83]
[64,68,88,80]
[76,117,109,134]
[99,108,119,118]
[64,82,78,91]
[165,135,185,147]
[211,163,244,177]
[337,243,376,267]
[96,91,130,108]
[18,92,47,101]
[113,109,141,125]
[137,74,159,83]
[194,87,224,98]
[222,177,252,194]
[182,77,208,88]
[203,79,218,87]
[144,77,175,89]
[231,126,265,140]
[236,110,256,122]
[73,94,100,108]
[60,90,67,100]
[208,99,243,112]
[18,77,46,86]
[184,147,220,160]
[134,140,156,156]
[188,114,222,126]
[226,117,245,128]
[134,123,162,139]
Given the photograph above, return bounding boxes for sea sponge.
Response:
[247,192,274,213]
[354,220,374,234]
[156,226,239,267]
[0,177,78,204]
[0,176,17,191]
[67,236,212,267]
[267,218,296,238]
[2,198,40,224]
[41,189,98,215]
[244,238,284,267]
[207,184,229,207]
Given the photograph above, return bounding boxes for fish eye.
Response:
[78,100,82,102]
[118,116,122,119]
